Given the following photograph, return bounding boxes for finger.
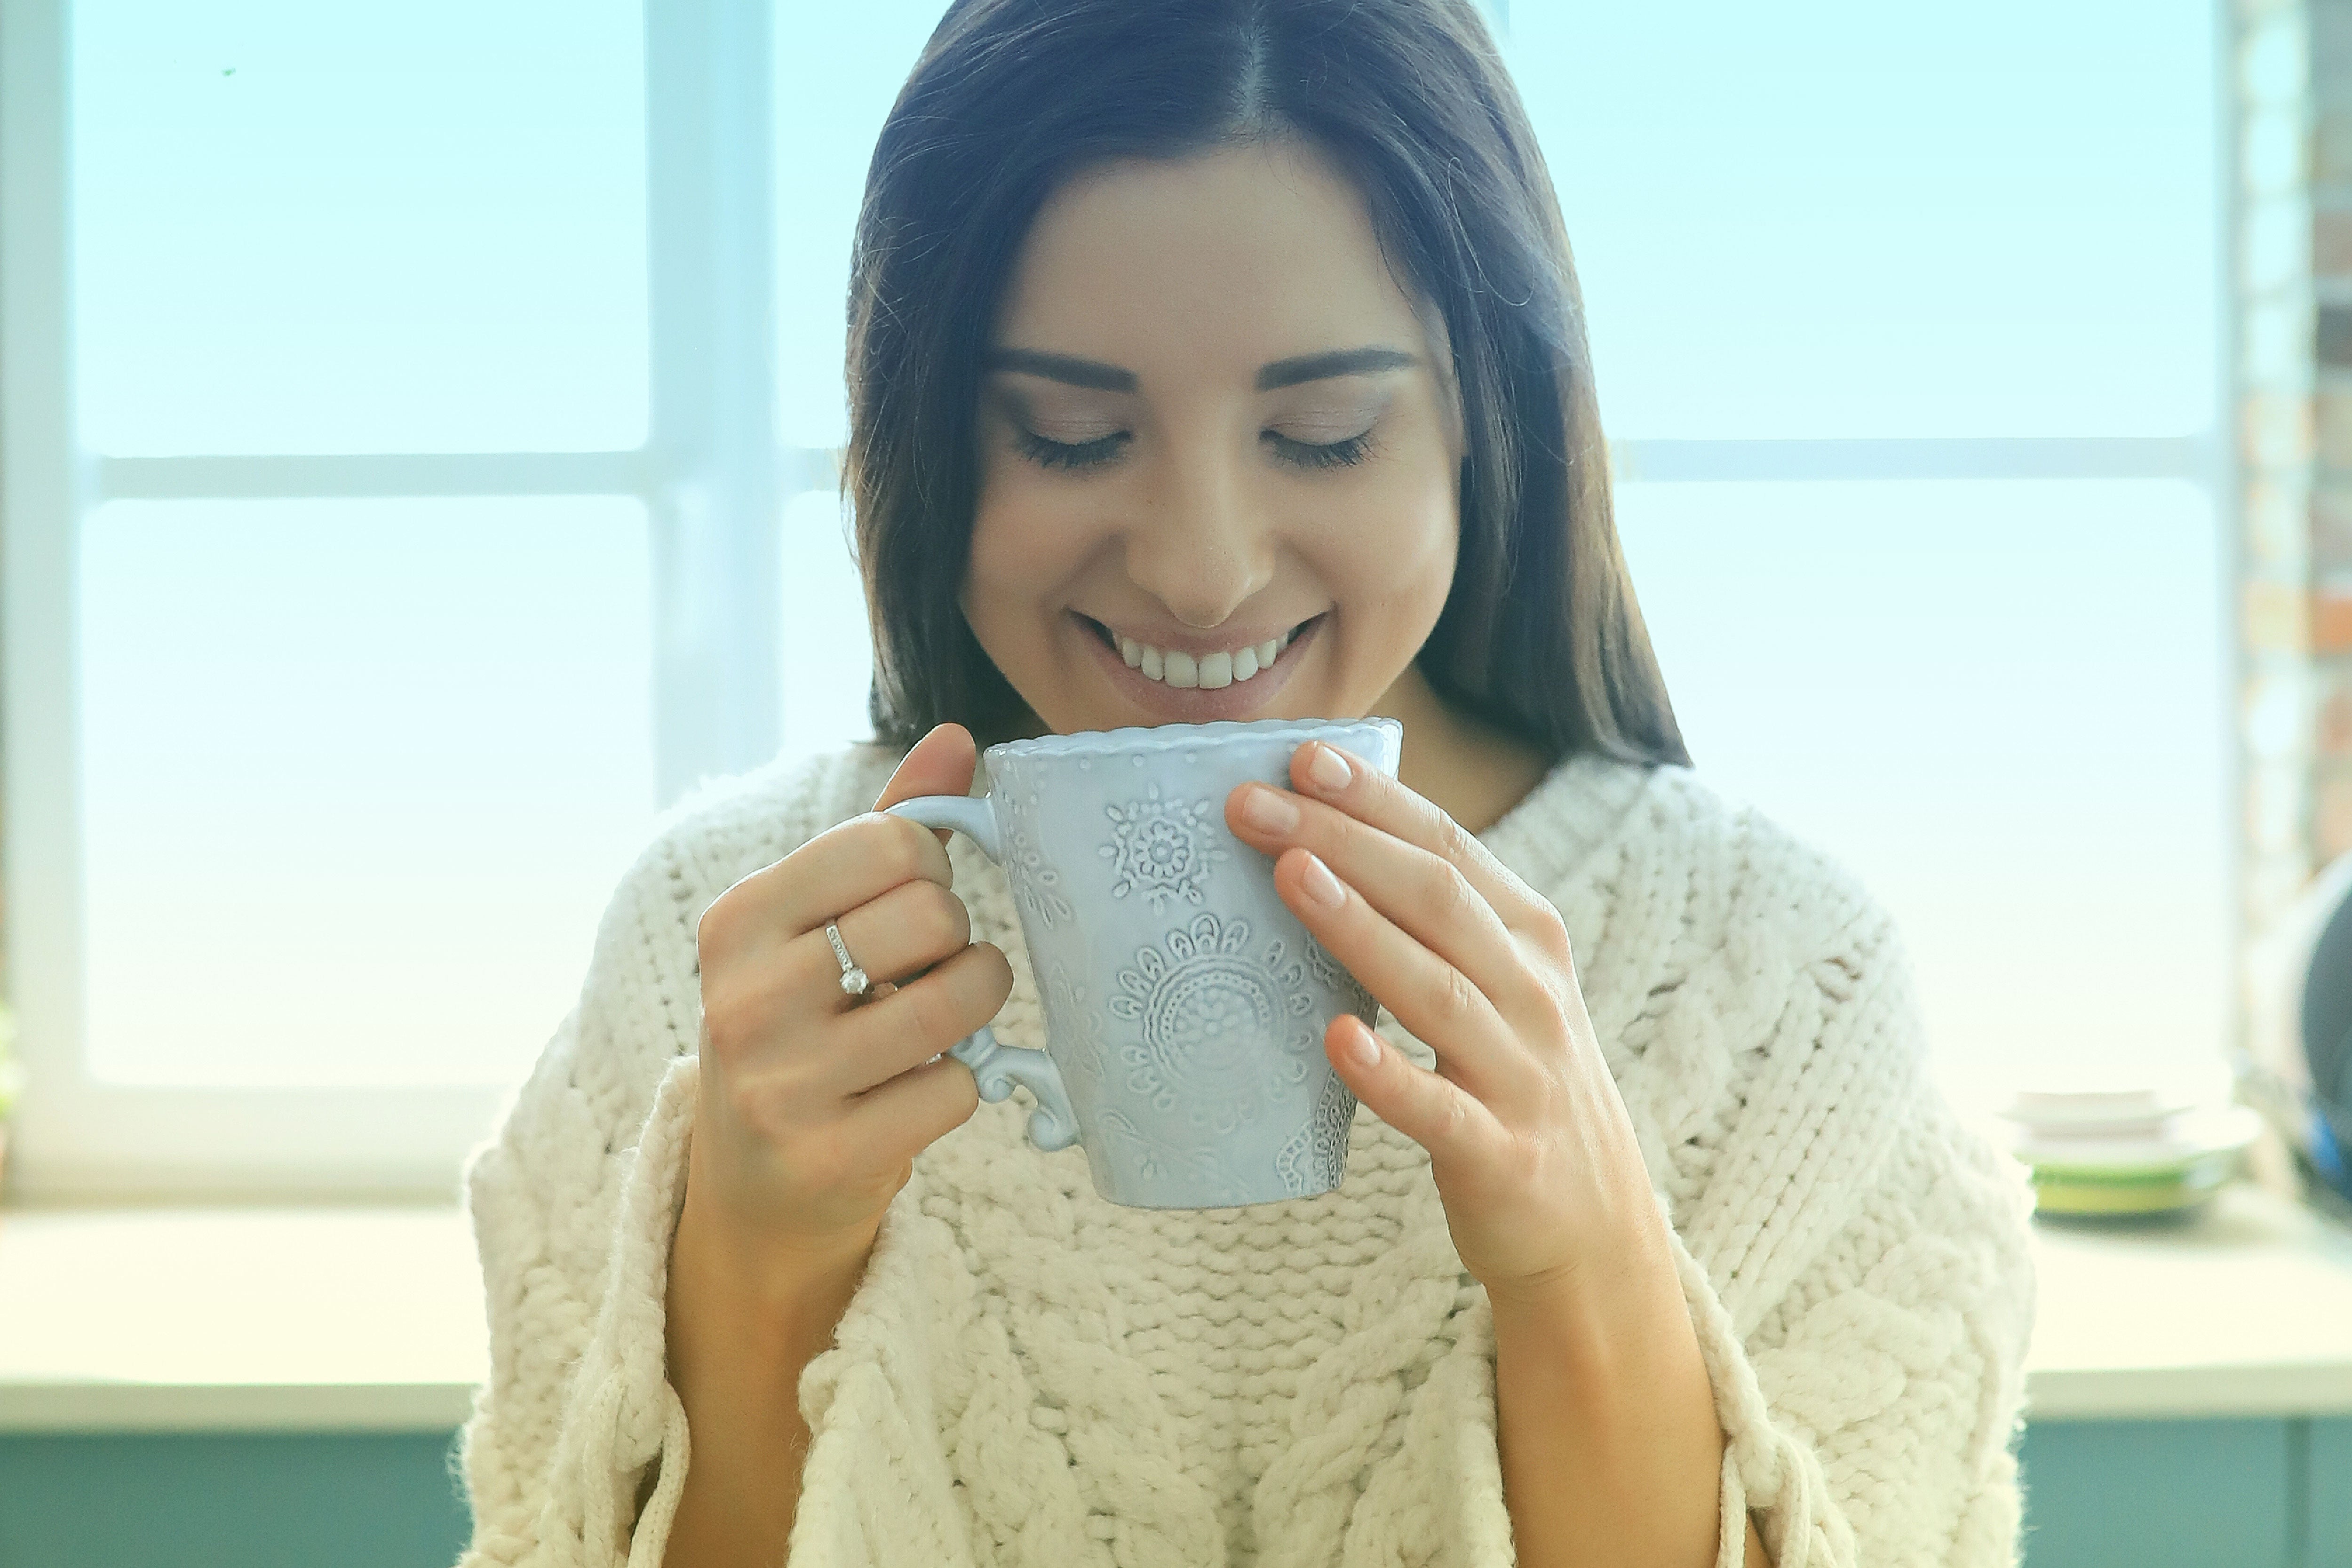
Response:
[731,810,956,948]
[833,1051,982,1169]
[1284,742,1545,926]
[1326,1012,1501,1159]
[833,940,1015,1096]
[874,723,979,850]
[712,890,988,1095]
[1271,844,1534,1105]
[803,876,972,1008]
[1227,780,1548,1019]
[702,723,975,966]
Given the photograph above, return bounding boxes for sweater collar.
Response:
[1473,748,1656,898]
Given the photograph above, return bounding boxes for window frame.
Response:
[0,0,808,1200]
[0,0,2241,1201]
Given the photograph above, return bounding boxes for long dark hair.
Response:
[845,0,1689,769]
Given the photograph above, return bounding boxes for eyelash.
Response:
[1012,427,1373,473]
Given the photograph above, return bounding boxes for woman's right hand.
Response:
[685,723,1010,1265]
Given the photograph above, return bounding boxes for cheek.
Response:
[960,478,1025,645]
[965,460,1048,600]
[1332,471,1459,623]
[1397,523,1460,634]
[963,497,1012,600]
[961,468,1097,645]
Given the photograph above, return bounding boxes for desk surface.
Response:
[4,1180,2352,1432]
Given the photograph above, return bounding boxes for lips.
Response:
[1077,612,1325,722]
[1107,624,1296,688]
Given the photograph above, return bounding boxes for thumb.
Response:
[873,723,979,848]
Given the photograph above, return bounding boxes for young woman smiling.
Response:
[452,5,2036,1568]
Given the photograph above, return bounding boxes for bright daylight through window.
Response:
[3,0,2222,1196]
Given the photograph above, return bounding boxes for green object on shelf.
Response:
[2026,1148,2241,1216]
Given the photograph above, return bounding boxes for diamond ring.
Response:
[825,921,870,997]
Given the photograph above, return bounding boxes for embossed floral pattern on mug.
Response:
[1092,1106,1257,1207]
[1108,912,1319,1134]
[1300,933,1377,1023]
[1275,1069,1359,1197]
[1000,787,1075,930]
[1042,957,1108,1103]
[1098,783,1229,911]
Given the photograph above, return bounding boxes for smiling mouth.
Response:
[1081,613,1323,690]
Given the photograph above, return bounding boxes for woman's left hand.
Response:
[1224,740,1660,1306]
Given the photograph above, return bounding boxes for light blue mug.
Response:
[886,716,1402,1209]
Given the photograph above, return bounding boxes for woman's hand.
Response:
[1224,742,1657,1306]
[688,724,1010,1268]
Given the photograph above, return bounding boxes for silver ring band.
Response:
[825,922,870,996]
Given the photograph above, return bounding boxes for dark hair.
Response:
[846,0,1689,769]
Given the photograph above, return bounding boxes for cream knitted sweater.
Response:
[455,741,2037,1568]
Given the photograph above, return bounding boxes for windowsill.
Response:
[2021,1177,2352,1420]
[3,1179,2351,1433]
[0,1203,486,1433]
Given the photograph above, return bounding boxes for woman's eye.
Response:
[1012,425,1373,472]
[1266,430,1374,470]
[1015,427,1128,471]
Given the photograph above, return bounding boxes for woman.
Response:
[454,2,2036,1565]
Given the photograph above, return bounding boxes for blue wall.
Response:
[1,1420,2346,1567]
[0,1433,469,1568]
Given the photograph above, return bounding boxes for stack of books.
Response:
[1991,1086,2262,1218]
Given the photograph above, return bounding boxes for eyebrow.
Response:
[982,344,1418,393]
[1256,346,1418,390]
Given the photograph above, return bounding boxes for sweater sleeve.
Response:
[452,751,883,1567]
[1668,891,2040,1568]
[455,1024,700,1568]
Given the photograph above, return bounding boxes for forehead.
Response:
[993,140,1439,380]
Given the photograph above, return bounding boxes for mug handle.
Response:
[883,794,1081,1154]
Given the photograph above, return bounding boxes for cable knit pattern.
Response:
[454,741,2037,1568]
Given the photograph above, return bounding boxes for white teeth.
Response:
[1112,624,1303,687]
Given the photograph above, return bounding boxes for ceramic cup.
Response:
[884,716,1403,1210]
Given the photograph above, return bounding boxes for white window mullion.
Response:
[1609,435,2217,486]
[2211,0,2249,1063]
[646,0,779,808]
[790,441,2217,493]
[780,446,837,497]
[79,440,2197,504]
[96,452,654,501]
[0,0,102,1202]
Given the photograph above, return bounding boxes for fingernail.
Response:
[1300,852,1346,908]
[1306,744,1353,794]
[1240,784,1301,834]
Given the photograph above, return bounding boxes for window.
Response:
[0,0,2228,1199]
[1510,0,2230,1106]
[2,0,775,1197]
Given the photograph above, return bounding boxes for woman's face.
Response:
[964,139,1465,735]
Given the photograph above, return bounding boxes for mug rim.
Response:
[983,714,1402,764]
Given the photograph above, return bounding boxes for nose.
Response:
[1122,437,1274,629]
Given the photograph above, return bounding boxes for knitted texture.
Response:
[454,742,2037,1568]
